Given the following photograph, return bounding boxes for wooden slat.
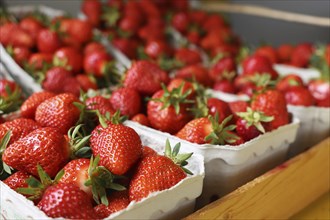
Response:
[185,138,330,220]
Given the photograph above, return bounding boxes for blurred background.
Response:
[1,0,329,46]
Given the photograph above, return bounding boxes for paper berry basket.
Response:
[0,132,204,220]
[125,117,299,208]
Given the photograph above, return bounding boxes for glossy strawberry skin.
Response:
[37,183,97,219]
[290,43,314,68]
[19,17,44,41]
[124,61,169,96]
[3,127,69,178]
[37,29,62,53]
[228,101,248,122]
[147,90,192,134]
[11,46,31,66]
[35,93,81,134]
[90,124,142,175]
[42,67,72,94]
[236,118,262,142]
[110,87,141,118]
[254,46,278,64]
[251,90,289,131]
[171,12,189,33]
[83,50,112,77]
[76,74,98,91]
[129,155,186,202]
[207,98,232,123]
[242,55,279,79]
[28,53,53,70]
[276,74,304,92]
[277,44,294,64]
[175,64,213,87]
[213,80,236,94]
[131,114,150,127]
[20,91,56,119]
[3,171,30,191]
[174,48,202,66]
[285,86,315,106]
[86,95,115,116]
[81,0,102,27]
[308,79,330,107]
[54,47,83,73]
[94,191,130,218]
[209,57,236,82]
[0,118,40,145]
[176,117,212,144]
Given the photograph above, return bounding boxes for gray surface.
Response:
[3,0,330,46]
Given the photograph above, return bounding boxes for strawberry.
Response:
[7,46,31,66]
[0,23,17,46]
[35,93,81,134]
[3,171,30,191]
[308,79,330,107]
[42,67,72,93]
[0,79,19,98]
[131,113,150,127]
[242,54,279,80]
[60,19,93,47]
[147,86,193,134]
[82,0,102,27]
[277,44,294,64]
[251,90,289,131]
[129,141,191,201]
[141,146,157,158]
[119,16,142,36]
[110,87,141,118]
[144,40,171,60]
[209,56,236,82]
[20,91,56,119]
[28,53,53,70]
[83,50,112,77]
[284,86,315,106]
[254,45,278,64]
[37,183,98,219]
[0,118,40,145]
[207,98,232,122]
[84,42,106,56]
[0,79,23,115]
[90,123,142,175]
[112,38,138,59]
[174,48,202,66]
[291,43,314,68]
[325,44,330,66]
[37,28,62,53]
[53,47,83,73]
[123,60,169,96]
[236,107,274,142]
[19,17,44,41]
[61,77,81,97]
[167,78,195,100]
[176,115,238,145]
[3,127,69,178]
[228,101,249,122]
[276,74,304,92]
[213,79,236,94]
[86,95,115,116]
[94,190,130,218]
[171,11,189,33]
[202,14,227,32]
[175,64,213,87]
[9,26,35,48]
[76,74,98,91]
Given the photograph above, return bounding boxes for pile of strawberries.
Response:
[0,79,23,118]
[0,90,194,219]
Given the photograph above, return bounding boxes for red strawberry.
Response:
[86,95,115,116]
[84,42,106,56]
[131,113,150,127]
[37,183,97,219]
[53,47,83,73]
[90,123,142,175]
[174,48,202,66]
[8,46,31,66]
[171,11,189,33]
[144,40,171,59]
[167,78,195,100]
[20,91,56,119]
[35,93,81,134]
[209,56,236,82]
[3,127,69,177]
[110,87,141,118]
[291,43,314,68]
[0,118,40,145]
[119,16,142,36]
[285,86,315,106]
[19,17,44,41]
[0,23,17,46]
[83,50,112,77]
[242,54,278,80]
[62,77,81,97]
[202,14,227,32]
[3,171,30,191]
[228,132,245,146]
[60,19,93,47]
[213,79,236,94]
[276,74,304,92]
[251,90,289,131]
[308,79,330,107]
[207,98,232,122]
[236,107,274,142]
[228,100,249,122]
[129,142,190,202]
[124,60,169,96]
[254,45,278,64]
[94,191,130,218]
[28,53,53,70]
[112,38,138,59]
[81,0,102,27]
[0,79,19,98]
[147,88,192,134]
[277,44,294,64]
[42,67,72,93]
[141,146,157,158]
[76,74,98,91]
[37,29,62,53]
[175,64,213,87]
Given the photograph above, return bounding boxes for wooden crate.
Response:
[185,137,330,219]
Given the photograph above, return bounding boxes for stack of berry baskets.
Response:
[0,5,128,96]
[0,91,204,219]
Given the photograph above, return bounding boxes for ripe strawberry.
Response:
[62,77,81,97]
[284,86,315,106]
[129,141,190,202]
[228,100,249,122]
[0,118,40,145]
[7,46,31,66]
[228,132,245,146]
[19,17,44,41]
[112,38,138,59]
[325,44,330,66]
[291,43,314,68]
[37,183,98,219]
[90,123,142,175]
[167,78,195,100]
[110,87,141,118]
[42,67,72,93]
[236,107,274,142]
[94,190,130,218]
[147,87,192,134]
[81,0,102,27]
[3,127,69,177]
[171,11,189,33]
[308,79,330,107]
[76,74,98,91]
[20,91,56,119]
[37,28,62,53]
[207,98,232,122]
[84,42,106,56]
[277,44,294,64]
[35,93,81,134]
[138,24,165,42]
[86,95,115,116]
[119,16,142,36]
[242,54,279,80]
[276,74,304,92]
[209,56,236,82]
[53,47,83,73]
[213,79,236,94]
[251,90,289,131]
[60,19,93,47]
[254,45,278,64]
[131,113,150,127]
[3,171,30,191]
[83,50,112,77]
[0,23,17,46]
[28,53,53,70]
[123,60,169,96]
[141,146,157,158]
[144,40,170,60]
[174,48,202,66]
[202,14,227,32]
[0,79,19,98]
[175,64,213,87]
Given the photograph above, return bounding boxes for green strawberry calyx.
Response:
[67,124,92,159]
[236,107,274,133]
[0,131,13,177]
